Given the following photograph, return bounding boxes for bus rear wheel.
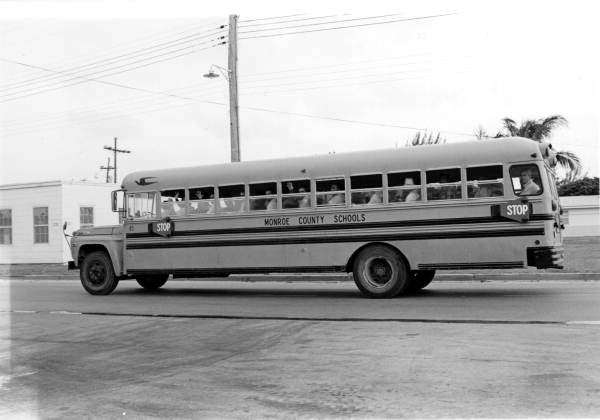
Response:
[80,251,118,295]
[407,270,436,292]
[352,245,409,298]
[136,274,169,290]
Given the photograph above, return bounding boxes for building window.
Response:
[33,207,49,244]
[0,209,12,245]
[80,207,94,228]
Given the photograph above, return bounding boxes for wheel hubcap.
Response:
[88,261,106,285]
[364,257,394,288]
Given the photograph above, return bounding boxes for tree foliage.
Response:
[407,131,446,147]
[557,177,599,196]
[477,115,582,178]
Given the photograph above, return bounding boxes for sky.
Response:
[0,0,598,186]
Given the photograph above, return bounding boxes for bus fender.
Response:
[345,242,410,272]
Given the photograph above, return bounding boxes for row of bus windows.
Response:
[126,164,543,219]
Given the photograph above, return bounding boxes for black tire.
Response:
[136,274,169,290]
[80,251,118,295]
[352,245,409,298]
[407,270,436,292]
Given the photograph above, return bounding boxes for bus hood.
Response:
[73,225,123,236]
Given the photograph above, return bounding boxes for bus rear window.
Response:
[160,189,185,216]
[189,187,215,215]
[350,174,382,206]
[316,178,345,207]
[281,179,311,209]
[218,184,246,212]
[249,182,277,211]
[426,168,461,200]
[388,171,421,203]
[466,165,504,198]
[510,165,543,196]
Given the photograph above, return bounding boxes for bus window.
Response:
[250,182,278,211]
[189,186,215,215]
[160,189,185,216]
[281,179,311,209]
[426,168,462,201]
[388,171,421,203]
[510,164,543,196]
[467,165,504,198]
[316,178,345,207]
[351,174,383,206]
[218,184,246,212]
[127,192,158,219]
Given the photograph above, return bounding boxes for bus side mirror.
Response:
[112,190,126,213]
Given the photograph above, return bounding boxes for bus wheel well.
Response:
[78,244,110,266]
[345,242,410,272]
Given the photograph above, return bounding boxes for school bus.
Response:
[68,137,564,297]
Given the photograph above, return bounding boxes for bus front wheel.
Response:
[352,245,409,298]
[136,274,169,290]
[80,251,119,295]
[407,270,436,292]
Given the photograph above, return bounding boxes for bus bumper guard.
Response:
[527,246,564,269]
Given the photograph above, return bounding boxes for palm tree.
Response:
[407,131,446,147]
[480,115,582,178]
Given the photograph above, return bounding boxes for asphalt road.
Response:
[1,279,600,419]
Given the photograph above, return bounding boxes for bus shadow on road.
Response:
[111,283,556,299]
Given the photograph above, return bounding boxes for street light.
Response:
[204,62,240,162]
[203,64,229,80]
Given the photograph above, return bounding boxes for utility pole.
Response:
[103,137,130,184]
[228,14,240,162]
[99,157,114,183]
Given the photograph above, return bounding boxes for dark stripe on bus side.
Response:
[126,214,554,239]
[126,227,545,250]
[128,266,347,277]
[418,262,524,270]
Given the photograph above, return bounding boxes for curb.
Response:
[3,273,600,281]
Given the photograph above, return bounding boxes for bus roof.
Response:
[121,137,542,191]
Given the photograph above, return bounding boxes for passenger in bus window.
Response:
[368,191,382,204]
[265,190,277,210]
[404,178,420,202]
[298,187,310,208]
[519,168,540,196]
[327,184,344,205]
[282,182,299,208]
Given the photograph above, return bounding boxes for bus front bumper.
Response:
[527,246,564,269]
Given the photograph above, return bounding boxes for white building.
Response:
[0,180,119,264]
[561,195,600,237]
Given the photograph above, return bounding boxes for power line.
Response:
[0,41,226,103]
[238,13,406,34]
[240,48,481,79]
[0,29,226,96]
[238,14,305,23]
[239,13,456,40]
[0,19,227,89]
[238,14,349,28]
[0,84,227,133]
